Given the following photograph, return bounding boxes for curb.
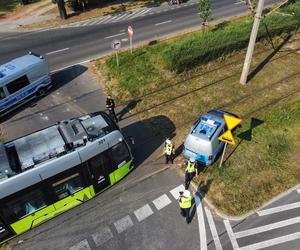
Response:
[190,178,300,221]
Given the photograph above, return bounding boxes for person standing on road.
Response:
[106,95,118,122]
[178,190,193,224]
[185,158,198,190]
[164,139,175,164]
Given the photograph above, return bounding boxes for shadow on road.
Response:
[121,115,176,168]
[0,64,88,122]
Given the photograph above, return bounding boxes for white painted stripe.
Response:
[234,0,245,4]
[108,14,123,22]
[114,215,134,234]
[155,20,172,26]
[152,194,172,210]
[134,204,154,222]
[97,15,111,23]
[104,32,126,39]
[169,184,185,200]
[130,9,149,18]
[139,8,152,16]
[88,20,100,25]
[224,220,239,250]
[257,201,300,216]
[235,216,300,238]
[204,207,223,250]
[46,48,69,55]
[92,226,113,247]
[69,239,91,250]
[114,13,129,21]
[124,10,141,19]
[239,231,300,250]
[297,189,300,194]
[194,194,207,250]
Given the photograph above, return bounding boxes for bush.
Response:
[162,3,300,72]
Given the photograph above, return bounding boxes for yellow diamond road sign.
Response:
[224,114,242,131]
[218,130,235,145]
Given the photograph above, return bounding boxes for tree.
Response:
[198,0,212,27]
[56,0,68,20]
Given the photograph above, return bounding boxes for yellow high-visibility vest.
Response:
[164,144,174,155]
[179,195,192,208]
[186,161,196,173]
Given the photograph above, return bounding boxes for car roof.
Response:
[191,113,225,141]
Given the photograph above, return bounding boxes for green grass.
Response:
[93,1,300,215]
[0,0,21,12]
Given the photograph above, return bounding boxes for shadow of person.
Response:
[121,115,176,168]
[117,99,141,121]
[189,199,197,223]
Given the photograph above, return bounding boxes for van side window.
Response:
[6,75,30,94]
[0,87,6,100]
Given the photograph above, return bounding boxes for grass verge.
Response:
[92,3,300,215]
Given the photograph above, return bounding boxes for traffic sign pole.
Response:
[219,142,228,168]
[130,36,132,54]
[116,50,119,67]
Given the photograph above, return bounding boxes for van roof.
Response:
[0,54,44,85]
[191,113,225,141]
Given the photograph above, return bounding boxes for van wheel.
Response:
[37,88,46,96]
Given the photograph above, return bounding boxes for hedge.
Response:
[162,2,300,73]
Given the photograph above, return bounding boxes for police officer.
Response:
[185,158,198,190]
[106,95,118,122]
[178,190,193,224]
[164,139,175,164]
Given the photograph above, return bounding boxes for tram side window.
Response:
[3,189,46,220]
[52,173,83,200]
[109,142,130,166]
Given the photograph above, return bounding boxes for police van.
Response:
[183,110,236,166]
[0,52,52,117]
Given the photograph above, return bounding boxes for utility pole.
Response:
[240,0,265,84]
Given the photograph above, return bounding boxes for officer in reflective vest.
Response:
[185,158,198,190]
[178,190,193,224]
[164,139,175,164]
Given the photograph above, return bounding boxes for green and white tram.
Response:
[0,111,134,244]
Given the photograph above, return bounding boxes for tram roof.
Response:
[0,111,112,182]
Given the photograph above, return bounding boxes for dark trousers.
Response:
[165,154,173,164]
[108,108,118,122]
[180,207,190,224]
[185,172,195,190]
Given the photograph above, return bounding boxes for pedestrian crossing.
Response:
[61,1,198,28]
[69,186,300,250]
[225,188,300,250]
[64,8,153,28]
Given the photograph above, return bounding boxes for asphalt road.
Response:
[0,0,280,71]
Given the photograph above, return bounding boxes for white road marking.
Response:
[105,32,126,39]
[140,8,152,16]
[194,194,207,250]
[257,201,300,216]
[114,215,134,234]
[235,216,300,238]
[152,194,172,210]
[239,231,300,250]
[297,189,300,194]
[46,47,69,55]
[234,0,245,4]
[113,13,129,21]
[204,207,223,250]
[155,20,172,26]
[134,204,154,222]
[97,15,111,24]
[224,220,239,250]
[92,226,113,247]
[130,9,150,18]
[169,184,185,200]
[69,239,91,250]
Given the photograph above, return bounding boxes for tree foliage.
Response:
[198,0,212,25]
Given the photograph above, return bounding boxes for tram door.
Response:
[88,153,111,193]
[0,218,14,242]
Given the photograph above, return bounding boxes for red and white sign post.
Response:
[128,26,134,54]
